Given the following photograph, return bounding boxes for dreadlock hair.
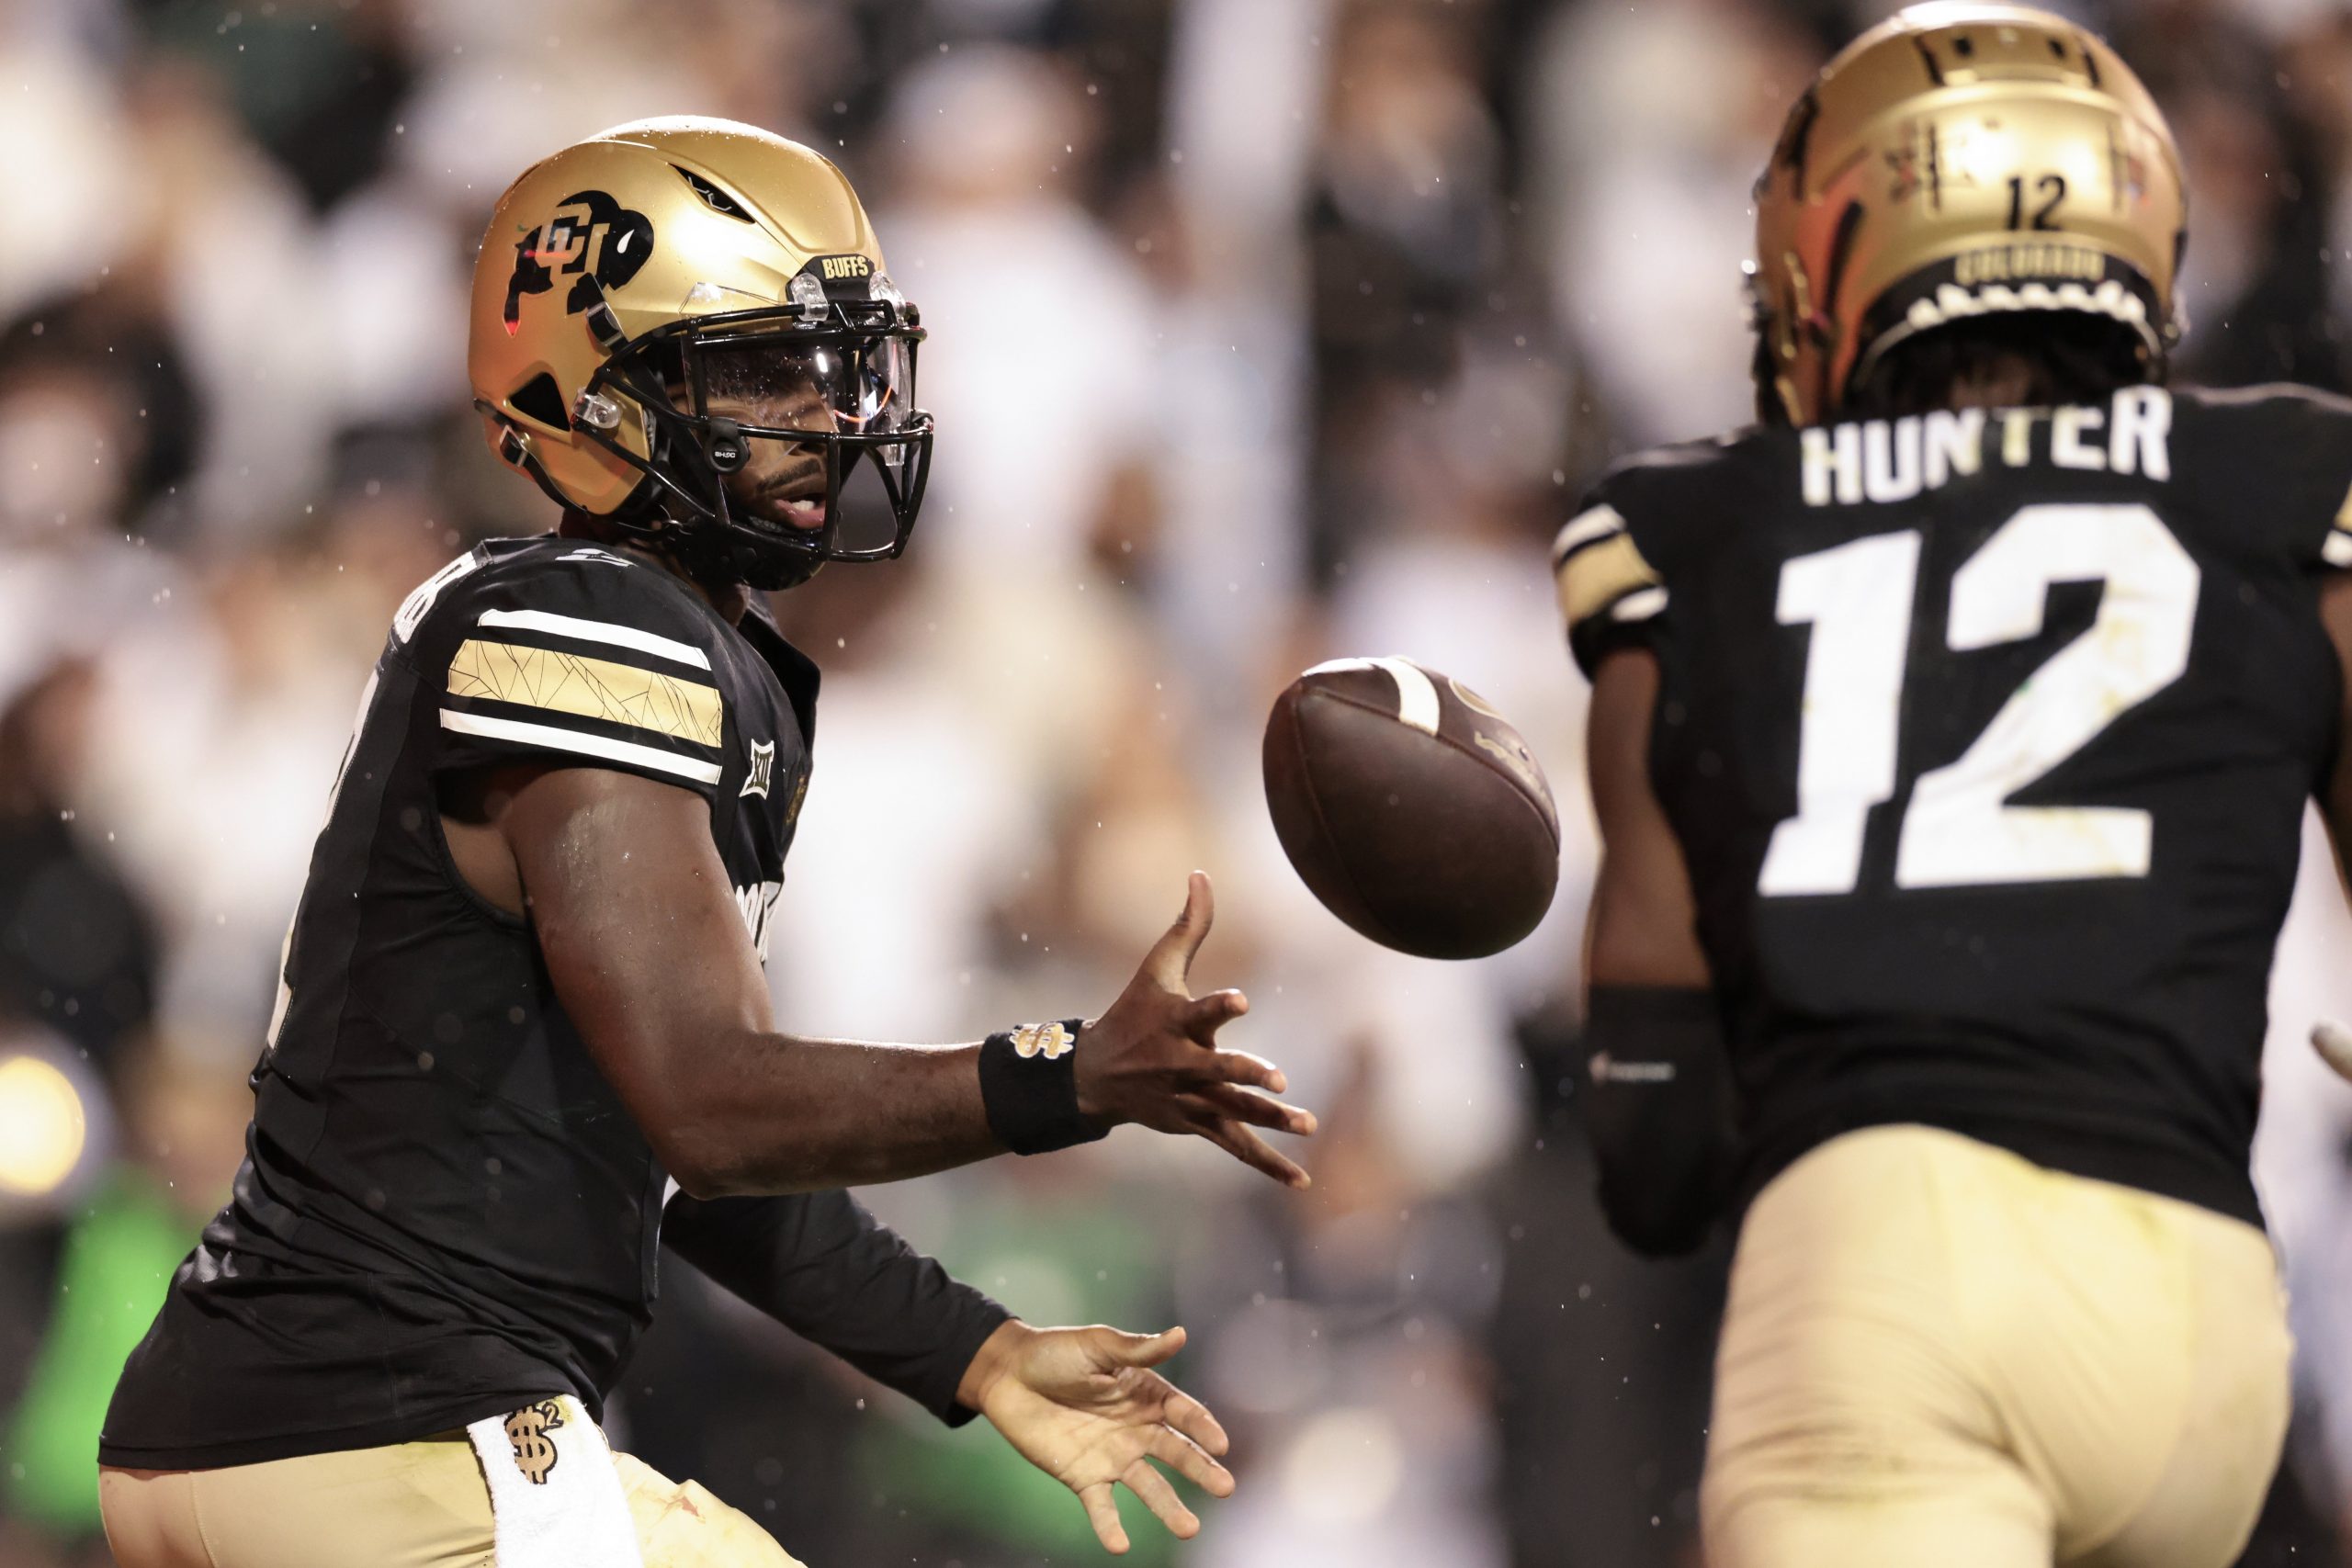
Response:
[1840,312,2156,422]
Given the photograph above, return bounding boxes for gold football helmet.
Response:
[1749,3,2186,426]
[468,117,931,589]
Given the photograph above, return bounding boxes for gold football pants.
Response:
[1703,1124,2290,1568]
[99,1434,806,1568]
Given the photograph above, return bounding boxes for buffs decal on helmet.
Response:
[502,190,657,331]
[469,117,933,592]
[1748,3,2188,427]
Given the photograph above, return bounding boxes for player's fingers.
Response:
[1186,1085,1317,1137]
[1147,1426,1235,1497]
[1202,1048,1287,1094]
[1141,872,1214,993]
[1164,1386,1230,1458]
[1122,1458,1201,1540]
[1193,1116,1312,1189]
[2314,1019,2352,1082]
[1180,988,1249,1039]
[1101,1326,1185,1369]
[1078,1481,1131,1555]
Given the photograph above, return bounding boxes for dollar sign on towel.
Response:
[503,1401,565,1485]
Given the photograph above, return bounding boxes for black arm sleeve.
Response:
[662,1190,1012,1427]
[1577,986,1738,1258]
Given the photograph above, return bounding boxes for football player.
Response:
[96,118,1314,1568]
[1558,7,2346,1565]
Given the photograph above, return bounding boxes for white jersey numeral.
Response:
[392,550,483,645]
[1894,504,2199,886]
[273,547,492,1049]
[266,671,380,1051]
[1761,503,2201,897]
[1757,532,1921,896]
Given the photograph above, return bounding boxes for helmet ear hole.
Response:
[507,373,571,431]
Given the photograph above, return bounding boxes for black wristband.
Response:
[978,1020,1108,1155]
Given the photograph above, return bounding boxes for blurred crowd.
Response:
[9,0,2352,1564]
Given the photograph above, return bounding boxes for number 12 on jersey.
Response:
[1757,503,2200,897]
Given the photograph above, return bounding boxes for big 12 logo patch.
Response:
[503,188,655,333]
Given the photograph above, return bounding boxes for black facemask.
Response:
[575,293,933,592]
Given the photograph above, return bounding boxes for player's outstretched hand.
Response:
[1078,871,1316,1189]
[959,1320,1234,1555]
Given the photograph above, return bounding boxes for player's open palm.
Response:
[1078,871,1317,1187]
[971,1324,1235,1554]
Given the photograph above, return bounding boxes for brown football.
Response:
[1263,657,1560,960]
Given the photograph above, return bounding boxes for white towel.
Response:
[466,1395,644,1568]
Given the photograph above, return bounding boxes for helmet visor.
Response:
[688,331,925,555]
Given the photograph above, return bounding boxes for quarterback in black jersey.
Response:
[98,118,1312,1568]
[1561,8,2348,1568]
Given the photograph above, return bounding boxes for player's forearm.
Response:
[506,772,1100,1195]
[663,1188,1011,1423]
[652,1033,1001,1197]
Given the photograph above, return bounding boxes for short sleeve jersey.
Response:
[102,536,819,1469]
[1556,386,2352,1226]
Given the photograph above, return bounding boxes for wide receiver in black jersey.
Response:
[97,118,1314,1568]
[1558,8,2352,1568]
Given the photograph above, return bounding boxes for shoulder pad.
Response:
[1553,502,1664,632]
[400,537,733,794]
[1551,431,1770,678]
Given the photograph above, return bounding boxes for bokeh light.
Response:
[0,1053,87,1198]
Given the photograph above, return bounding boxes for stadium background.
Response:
[6,0,2352,1563]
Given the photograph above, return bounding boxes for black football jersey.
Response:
[102,536,819,1468]
[1558,385,2352,1227]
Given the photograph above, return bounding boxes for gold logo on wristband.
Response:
[1010,1021,1075,1060]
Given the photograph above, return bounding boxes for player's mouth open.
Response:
[762,491,826,531]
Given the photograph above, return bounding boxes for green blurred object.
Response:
[861,1180,1192,1565]
[4,1170,189,1537]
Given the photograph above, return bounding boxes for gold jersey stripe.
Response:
[2333,477,2352,536]
[1555,530,1663,628]
[447,638,723,747]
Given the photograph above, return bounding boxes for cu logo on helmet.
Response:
[503,188,655,333]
